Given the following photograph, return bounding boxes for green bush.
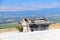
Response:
[16,25,23,32]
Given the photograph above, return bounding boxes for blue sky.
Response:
[0,0,60,11]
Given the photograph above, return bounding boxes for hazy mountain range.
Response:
[0,8,60,24]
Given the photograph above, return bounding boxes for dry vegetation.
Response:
[1,23,60,33]
[0,28,17,33]
[49,23,60,29]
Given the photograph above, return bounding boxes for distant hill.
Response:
[0,8,60,24]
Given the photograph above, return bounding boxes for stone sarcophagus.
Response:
[18,18,51,32]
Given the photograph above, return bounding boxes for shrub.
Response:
[16,25,23,32]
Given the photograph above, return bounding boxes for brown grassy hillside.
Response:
[49,23,60,29]
[0,28,17,33]
[0,23,60,33]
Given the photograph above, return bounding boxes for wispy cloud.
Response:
[0,2,60,11]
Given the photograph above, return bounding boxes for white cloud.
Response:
[0,2,60,11]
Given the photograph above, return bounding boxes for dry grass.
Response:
[0,28,17,33]
[49,23,60,29]
[1,23,60,33]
